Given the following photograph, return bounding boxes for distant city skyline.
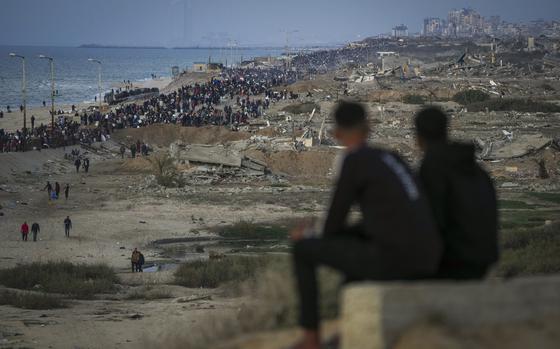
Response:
[1,0,560,47]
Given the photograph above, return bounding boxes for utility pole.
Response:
[39,55,55,133]
[88,58,102,111]
[283,30,299,77]
[9,53,27,132]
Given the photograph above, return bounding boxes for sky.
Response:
[0,0,559,47]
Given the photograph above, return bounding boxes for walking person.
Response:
[137,252,145,272]
[21,222,29,241]
[64,216,72,237]
[120,145,126,159]
[55,182,61,199]
[136,140,141,156]
[74,158,81,173]
[31,222,40,242]
[130,144,136,158]
[131,248,140,272]
[83,158,90,173]
[64,184,70,200]
[44,181,53,200]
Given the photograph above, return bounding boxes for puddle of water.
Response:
[143,263,178,273]
[144,253,209,273]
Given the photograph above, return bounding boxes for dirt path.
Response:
[0,143,326,348]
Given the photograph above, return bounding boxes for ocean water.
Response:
[0,46,283,108]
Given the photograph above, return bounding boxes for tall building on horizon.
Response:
[392,25,409,38]
[424,17,447,36]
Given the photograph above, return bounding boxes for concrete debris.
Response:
[170,142,267,175]
[171,143,243,167]
[177,295,212,303]
[481,134,552,160]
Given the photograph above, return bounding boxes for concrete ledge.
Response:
[340,276,560,349]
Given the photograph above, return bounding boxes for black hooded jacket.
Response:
[419,142,498,272]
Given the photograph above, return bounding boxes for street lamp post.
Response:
[88,58,102,112]
[9,53,27,131]
[39,55,55,133]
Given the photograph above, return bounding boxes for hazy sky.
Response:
[1,0,559,47]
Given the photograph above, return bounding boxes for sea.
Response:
[0,46,283,108]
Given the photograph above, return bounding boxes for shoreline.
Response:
[0,46,286,110]
[0,77,173,132]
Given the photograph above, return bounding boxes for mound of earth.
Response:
[246,148,338,180]
[285,74,339,94]
[112,125,251,147]
[118,156,153,173]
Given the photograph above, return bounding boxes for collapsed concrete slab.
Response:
[340,276,560,349]
[171,143,243,167]
[481,134,552,160]
[170,141,267,174]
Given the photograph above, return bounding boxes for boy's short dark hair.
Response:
[414,107,448,142]
[334,101,368,131]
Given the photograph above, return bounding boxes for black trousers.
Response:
[293,235,420,330]
[436,260,489,280]
[293,236,391,330]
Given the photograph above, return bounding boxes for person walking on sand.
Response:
[55,182,61,199]
[120,145,126,159]
[64,216,72,237]
[21,222,29,241]
[44,181,53,200]
[137,252,145,272]
[131,248,140,272]
[83,158,90,173]
[64,184,70,200]
[31,222,40,242]
[130,144,136,158]
[74,158,81,173]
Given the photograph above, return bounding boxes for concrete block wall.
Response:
[340,276,560,349]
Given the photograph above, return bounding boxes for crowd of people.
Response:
[292,45,378,73]
[0,113,109,153]
[1,67,298,153]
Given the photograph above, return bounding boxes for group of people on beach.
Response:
[19,216,73,241]
[44,181,70,201]
[0,67,298,153]
[0,113,107,153]
[292,46,375,73]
